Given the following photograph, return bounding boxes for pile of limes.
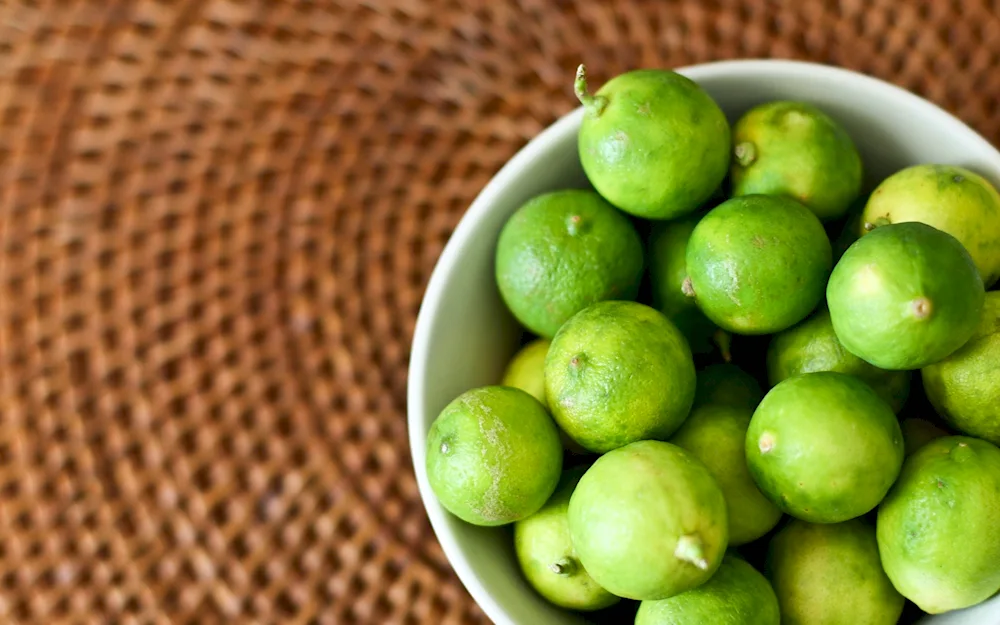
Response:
[424,65,1000,624]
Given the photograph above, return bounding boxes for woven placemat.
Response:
[0,1,998,623]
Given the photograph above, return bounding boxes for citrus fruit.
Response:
[648,214,719,355]
[514,467,620,611]
[731,101,862,222]
[575,65,730,219]
[693,363,764,410]
[827,221,985,370]
[545,301,696,453]
[899,417,949,457]
[495,189,644,338]
[671,403,782,545]
[858,163,1000,286]
[567,440,728,600]
[768,519,904,625]
[922,291,1000,445]
[635,554,779,625]
[746,372,903,523]
[876,436,1000,613]
[767,308,910,413]
[684,195,832,334]
[501,339,550,407]
[425,386,562,526]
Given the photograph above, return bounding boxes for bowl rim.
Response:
[406,58,1000,624]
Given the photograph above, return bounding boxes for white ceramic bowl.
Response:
[407,59,1000,625]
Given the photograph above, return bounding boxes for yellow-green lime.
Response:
[501,339,550,407]
[514,467,619,611]
[495,189,644,338]
[567,440,728,600]
[635,554,779,625]
[768,519,904,625]
[694,363,764,410]
[922,291,1000,445]
[426,386,562,526]
[827,221,985,370]
[767,308,910,413]
[671,403,782,545]
[877,436,1000,613]
[746,372,903,523]
[684,195,832,334]
[859,164,1000,286]
[648,214,719,354]
[731,101,863,222]
[545,301,696,453]
[575,65,730,220]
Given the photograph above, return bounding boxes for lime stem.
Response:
[674,535,709,570]
[549,557,575,576]
[574,64,608,117]
[682,276,696,298]
[714,329,732,363]
[734,141,756,167]
[912,297,933,319]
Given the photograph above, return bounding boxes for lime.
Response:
[877,436,1000,613]
[575,65,730,219]
[514,467,619,611]
[685,195,832,334]
[501,339,550,407]
[648,214,719,355]
[568,440,728,600]
[635,554,779,625]
[922,291,1000,445]
[767,308,910,413]
[731,101,862,221]
[859,164,1000,286]
[545,301,696,453]
[827,222,985,370]
[694,363,764,410]
[746,372,903,523]
[768,519,904,625]
[671,403,782,545]
[899,417,949,457]
[495,189,644,338]
[425,386,562,526]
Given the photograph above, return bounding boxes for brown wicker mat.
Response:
[0,1,998,623]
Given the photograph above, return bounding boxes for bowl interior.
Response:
[407,60,1000,625]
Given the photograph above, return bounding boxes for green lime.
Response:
[685,195,832,334]
[877,436,1000,613]
[567,440,728,600]
[768,519,904,625]
[671,403,782,545]
[545,301,696,453]
[694,363,764,410]
[514,467,619,611]
[922,291,1000,445]
[501,339,550,407]
[767,308,910,413]
[425,386,562,526]
[746,372,903,523]
[648,214,720,355]
[827,222,985,370]
[575,65,730,219]
[899,417,949,457]
[859,164,1000,286]
[731,101,863,222]
[635,554,779,625]
[495,189,644,338]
